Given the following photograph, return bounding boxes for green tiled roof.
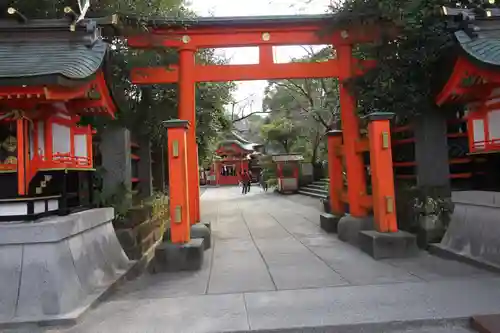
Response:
[218,131,261,152]
[0,19,108,86]
[454,19,500,67]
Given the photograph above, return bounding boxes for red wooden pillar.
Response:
[164,119,191,243]
[16,119,26,196]
[178,46,200,224]
[366,112,398,232]
[337,45,368,218]
[327,130,345,216]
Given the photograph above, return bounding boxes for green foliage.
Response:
[329,0,499,119]
[93,172,132,219]
[261,118,301,153]
[8,0,186,18]
[259,155,278,189]
[261,47,339,162]
[150,192,169,236]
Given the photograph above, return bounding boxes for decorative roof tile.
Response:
[454,20,500,67]
[0,18,108,86]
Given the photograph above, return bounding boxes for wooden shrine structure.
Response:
[0,15,116,220]
[438,7,500,155]
[0,10,135,325]
[126,14,414,254]
[212,131,262,186]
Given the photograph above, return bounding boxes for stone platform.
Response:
[0,208,132,326]
[430,191,500,271]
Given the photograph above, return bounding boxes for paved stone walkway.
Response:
[30,187,500,332]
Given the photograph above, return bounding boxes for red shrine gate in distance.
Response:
[127,15,399,245]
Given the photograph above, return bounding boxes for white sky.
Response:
[187,0,333,114]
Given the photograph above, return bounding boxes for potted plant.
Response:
[412,195,454,247]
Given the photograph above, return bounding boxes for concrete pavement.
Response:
[22,186,500,333]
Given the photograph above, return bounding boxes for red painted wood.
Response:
[131,59,375,84]
[337,44,368,218]
[127,25,383,49]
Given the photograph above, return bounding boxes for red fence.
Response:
[391,117,487,185]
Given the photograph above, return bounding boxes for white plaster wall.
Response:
[472,119,485,149]
[0,203,27,216]
[52,123,71,155]
[488,109,500,141]
[47,200,59,211]
[74,134,88,160]
[34,201,46,214]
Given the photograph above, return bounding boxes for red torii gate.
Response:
[126,14,398,244]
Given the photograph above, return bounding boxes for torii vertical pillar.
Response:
[157,119,204,272]
[337,45,368,218]
[164,120,191,244]
[320,129,345,233]
[327,130,345,216]
[335,45,373,245]
[366,112,398,233]
[358,112,417,259]
[16,119,26,195]
[178,47,201,225]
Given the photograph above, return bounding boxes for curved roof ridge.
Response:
[0,18,108,87]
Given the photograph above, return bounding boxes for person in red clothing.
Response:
[240,170,249,194]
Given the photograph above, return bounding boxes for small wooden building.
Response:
[0,16,116,220]
[209,132,263,185]
[437,7,500,190]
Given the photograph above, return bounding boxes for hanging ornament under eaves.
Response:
[2,136,17,153]
[76,0,90,23]
[67,0,90,31]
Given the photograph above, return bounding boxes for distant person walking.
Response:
[247,170,253,193]
[240,170,249,194]
[260,170,268,192]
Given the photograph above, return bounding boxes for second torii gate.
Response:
[126,15,406,255]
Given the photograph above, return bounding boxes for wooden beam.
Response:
[127,25,382,49]
[94,70,117,118]
[437,56,500,106]
[355,138,370,153]
[131,59,375,84]
[66,99,104,110]
[44,85,90,100]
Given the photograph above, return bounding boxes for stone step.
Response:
[305,183,326,190]
[311,181,328,187]
[298,189,327,199]
[299,186,327,196]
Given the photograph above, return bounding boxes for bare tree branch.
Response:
[231,110,271,123]
[273,81,330,129]
[283,80,330,129]
[228,93,257,122]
